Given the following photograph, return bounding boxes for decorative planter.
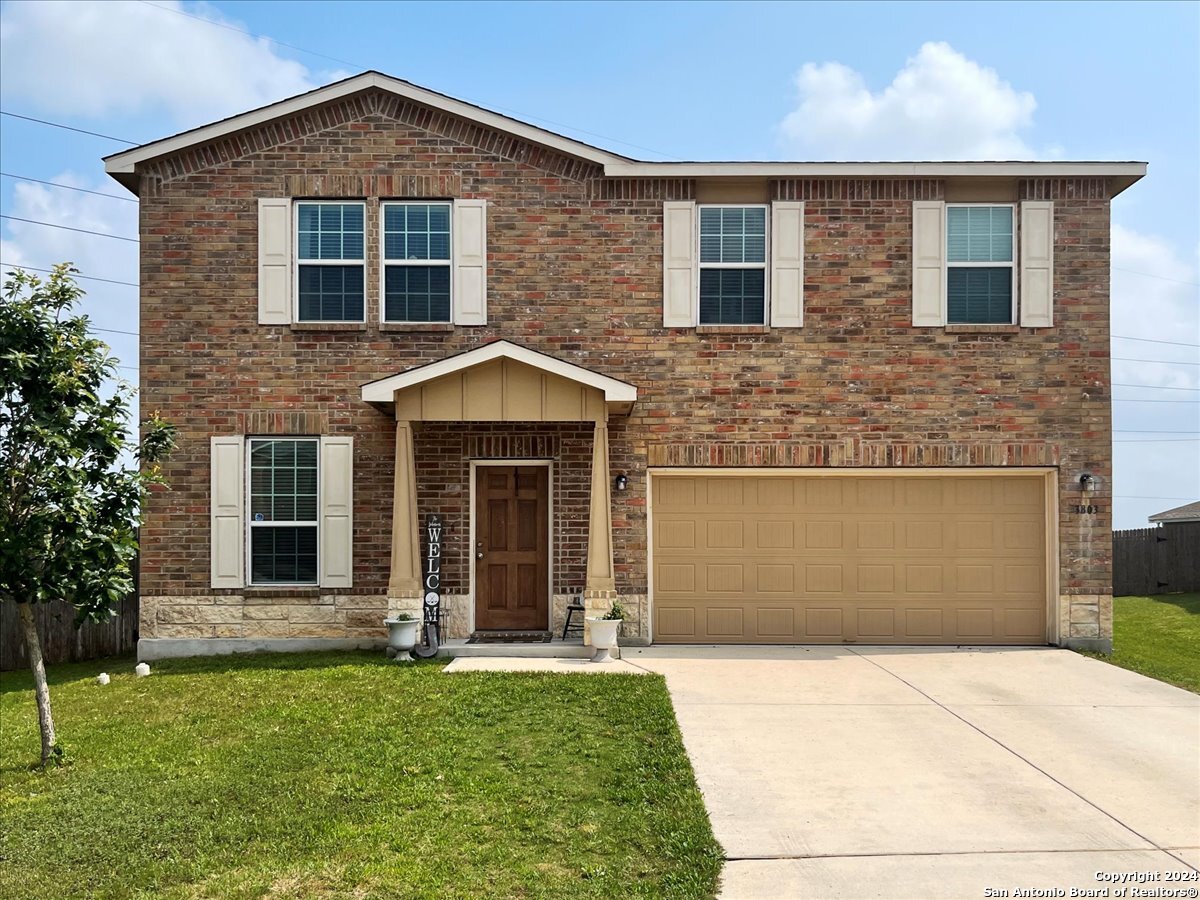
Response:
[586,617,623,663]
[383,617,421,662]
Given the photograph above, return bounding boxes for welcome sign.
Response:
[413,513,443,657]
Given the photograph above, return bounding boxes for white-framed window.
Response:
[946,204,1015,324]
[381,201,453,323]
[247,437,319,585]
[294,201,366,322]
[697,204,769,325]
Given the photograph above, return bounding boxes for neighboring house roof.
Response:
[103,70,1148,195]
[1148,501,1200,524]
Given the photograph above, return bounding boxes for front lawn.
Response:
[0,653,721,899]
[1088,593,1200,693]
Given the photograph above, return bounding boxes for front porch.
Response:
[361,341,641,644]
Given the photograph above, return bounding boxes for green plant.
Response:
[391,612,418,622]
[602,601,626,621]
[0,264,174,766]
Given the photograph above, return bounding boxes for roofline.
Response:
[601,161,1147,195]
[103,70,633,189]
[360,339,638,404]
[101,70,1147,198]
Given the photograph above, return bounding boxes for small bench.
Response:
[561,596,586,640]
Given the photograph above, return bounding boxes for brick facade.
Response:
[133,87,1114,650]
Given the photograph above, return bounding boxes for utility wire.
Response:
[1113,335,1200,348]
[0,216,138,242]
[0,172,137,202]
[1111,398,1200,403]
[1115,495,1199,501]
[1112,382,1200,392]
[1115,357,1199,366]
[1114,429,1200,434]
[0,262,138,287]
[0,111,138,144]
[1113,438,1200,442]
[1112,267,1200,287]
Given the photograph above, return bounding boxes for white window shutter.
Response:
[319,436,354,588]
[453,199,487,325]
[912,200,946,326]
[210,436,245,588]
[662,201,697,327]
[770,201,805,328]
[258,198,291,324]
[1020,200,1054,327]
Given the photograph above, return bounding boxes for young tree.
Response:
[0,265,173,767]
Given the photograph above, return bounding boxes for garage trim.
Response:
[646,466,1060,646]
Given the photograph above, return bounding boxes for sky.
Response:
[1,0,1197,529]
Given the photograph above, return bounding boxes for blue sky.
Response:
[1,0,1197,528]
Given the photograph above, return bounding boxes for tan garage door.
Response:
[652,474,1048,644]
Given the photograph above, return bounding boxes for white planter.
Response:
[586,617,623,663]
[384,617,421,662]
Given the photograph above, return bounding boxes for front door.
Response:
[474,465,550,630]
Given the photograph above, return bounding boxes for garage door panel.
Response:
[653,474,1048,645]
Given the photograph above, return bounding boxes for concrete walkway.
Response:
[621,645,1200,899]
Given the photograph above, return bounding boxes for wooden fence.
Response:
[1,595,138,671]
[1112,522,1200,597]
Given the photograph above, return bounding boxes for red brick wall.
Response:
[135,89,1112,637]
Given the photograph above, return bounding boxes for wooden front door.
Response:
[474,465,550,630]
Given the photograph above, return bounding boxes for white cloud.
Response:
[0,0,343,127]
[780,42,1038,160]
[1109,224,1200,528]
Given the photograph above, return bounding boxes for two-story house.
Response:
[102,72,1144,659]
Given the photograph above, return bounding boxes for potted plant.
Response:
[383,612,421,662]
[586,601,625,663]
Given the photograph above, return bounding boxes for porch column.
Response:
[388,419,421,602]
[585,412,616,596]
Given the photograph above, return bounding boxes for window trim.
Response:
[944,202,1017,326]
[292,199,367,324]
[696,202,771,326]
[245,436,321,587]
[379,200,455,325]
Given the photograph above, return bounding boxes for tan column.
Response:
[585,413,616,594]
[388,419,421,598]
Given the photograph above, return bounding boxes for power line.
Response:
[1112,382,1200,392]
[1112,266,1200,288]
[1114,357,1200,366]
[0,111,138,144]
[1113,335,1200,348]
[1114,429,1200,434]
[0,172,137,202]
[1111,398,1200,403]
[1115,495,1199,501]
[133,0,678,161]
[0,216,138,243]
[1113,437,1200,442]
[0,262,138,288]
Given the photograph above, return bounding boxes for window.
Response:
[946,205,1014,324]
[295,202,365,322]
[698,205,768,325]
[382,202,452,322]
[248,438,318,584]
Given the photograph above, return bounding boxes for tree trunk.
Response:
[17,602,57,767]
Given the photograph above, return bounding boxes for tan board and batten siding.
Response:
[652,474,1048,644]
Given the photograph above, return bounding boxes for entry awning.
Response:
[361,340,637,420]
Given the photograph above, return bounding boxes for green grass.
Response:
[0,652,721,899]
[1085,593,1200,693]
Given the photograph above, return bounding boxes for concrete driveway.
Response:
[622,646,1200,899]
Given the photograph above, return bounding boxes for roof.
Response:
[103,70,1148,196]
[360,340,638,406]
[1148,501,1200,524]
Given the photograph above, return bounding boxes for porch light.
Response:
[614,473,629,492]
[1079,473,1096,492]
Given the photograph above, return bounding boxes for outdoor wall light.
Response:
[614,473,629,492]
[1079,473,1096,492]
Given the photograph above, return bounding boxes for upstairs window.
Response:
[248,438,319,585]
[295,202,365,322]
[946,205,1014,324]
[382,202,452,323]
[698,205,768,325]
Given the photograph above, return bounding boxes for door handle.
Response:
[476,541,484,560]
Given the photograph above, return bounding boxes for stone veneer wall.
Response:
[135,87,1114,651]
